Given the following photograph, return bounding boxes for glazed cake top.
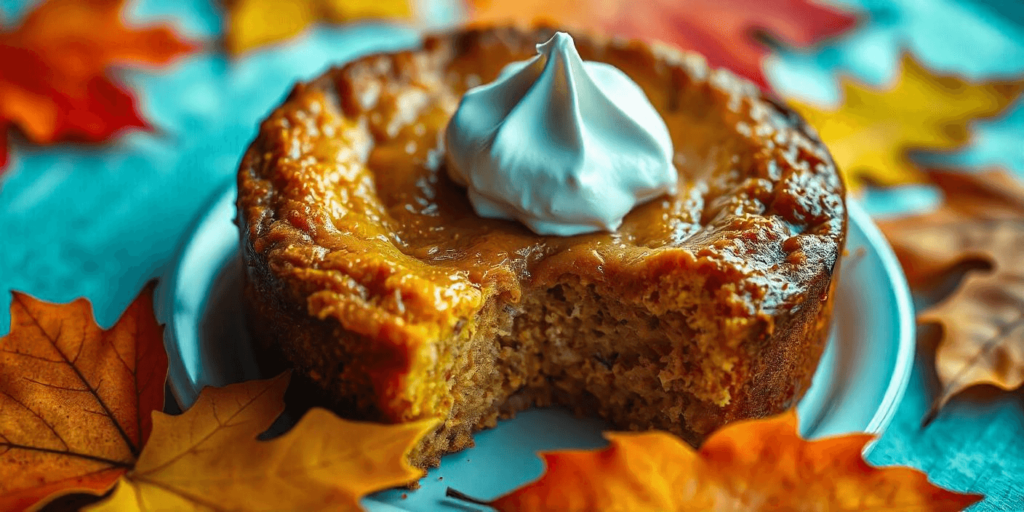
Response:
[237,26,847,343]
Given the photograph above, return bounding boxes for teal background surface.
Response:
[1,0,1022,509]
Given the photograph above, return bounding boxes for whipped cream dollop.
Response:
[445,32,677,236]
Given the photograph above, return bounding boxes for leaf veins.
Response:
[0,282,166,511]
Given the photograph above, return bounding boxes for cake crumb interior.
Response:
[412,274,742,465]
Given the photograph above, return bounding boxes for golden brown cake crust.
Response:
[237,26,846,465]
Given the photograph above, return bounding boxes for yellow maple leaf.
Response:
[223,0,413,55]
[87,373,437,512]
[789,55,1023,189]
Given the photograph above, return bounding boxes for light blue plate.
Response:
[157,184,914,511]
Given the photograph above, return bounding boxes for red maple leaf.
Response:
[466,0,857,89]
[0,122,8,169]
[0,0,196,172]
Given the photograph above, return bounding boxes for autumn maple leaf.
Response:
[223,0,413,55]
[465,0,856,89]
[0,0,196,172]
[789,56,1024,189]
[0,283,167,511]
[0,123,8,168]
[878,169,1024,421]
[87,373,438,512]
[449,410,980,511]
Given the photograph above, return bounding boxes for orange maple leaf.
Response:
[0,0,196,171]
[0,282,167,512]
[0,123,8,168]
[878,169,1024,421]
[450,410,981,511]
[464,0,856,89]
[88,373,438,511]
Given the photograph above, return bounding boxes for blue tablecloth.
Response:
[1,0,1022,509]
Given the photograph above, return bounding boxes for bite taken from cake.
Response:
[236,26,846,468]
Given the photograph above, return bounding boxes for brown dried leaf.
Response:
[878,169,1024,418]
[0,283,166,511]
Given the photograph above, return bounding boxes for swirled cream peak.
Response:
[445,32,677,236]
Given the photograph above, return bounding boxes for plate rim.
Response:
[157,180,239,408]
[159,183,916,439]
[847,199,915,437]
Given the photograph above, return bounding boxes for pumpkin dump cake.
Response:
[236,26,846,467]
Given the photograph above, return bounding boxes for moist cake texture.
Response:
[237,26,847,467]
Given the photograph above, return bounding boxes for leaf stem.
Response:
[445,487,490,506]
